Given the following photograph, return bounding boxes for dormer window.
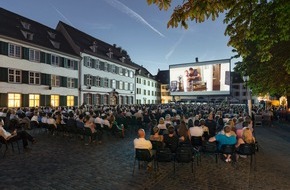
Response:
[90,41,98,53]
[21,30,34,40]
[138,70,141,74]
[48,31,56,39]
[147,73,150,77]
[107,48,113,58]
[50,40,60,49]
[120,57,125,63]
[21,21,30,30]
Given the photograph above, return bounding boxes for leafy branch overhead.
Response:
[147,0,290,96]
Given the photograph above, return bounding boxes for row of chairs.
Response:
[132,139,256,175]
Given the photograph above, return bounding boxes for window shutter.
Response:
[100,78,104,87]
[60,95,66,106]
[60,57,64,67]
[0,67,8,82]
[100,61,104,70]
[74,79,78,88]
[74,61,78,70]
[0,41,8,55]
[0,93,8,107]
[63,58,68,68]
[83,56,88,67]
[40,52,46,63]
[84,74,88,85]
[46,53,51,64]
[22,71,29,84]
[61,76,67,87]
[74,96,78,106]
[116,81,120,89]
[22,47,29,60]
[22,94,29,107]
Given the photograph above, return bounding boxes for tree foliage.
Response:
[147,0,290,96]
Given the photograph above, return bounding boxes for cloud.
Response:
[165,32,186,60]
[50,4,74,27]
[104,0,165,37]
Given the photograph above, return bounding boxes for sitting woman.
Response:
[177,121,190,145]
[236,127,256,159]
[188,119,204,138]
[199,119,209,140]
[163,125,179,153]
[150,126,163,142]
[209,125,237,162]
[157,117,167,135]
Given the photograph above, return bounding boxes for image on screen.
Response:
[169,59,231,96]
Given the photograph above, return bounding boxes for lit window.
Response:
[29,49,40,62]
[124,82,128,90]
[67,96,74,106]
[51,75,60,87]
[29,94,40,107]
[8,69,21,83]
[8,93,21,108]
[8,43,21,58]
[51,95,59,107]
[29,72,40,85]
[67,78,75,88]
[51,55,59,66]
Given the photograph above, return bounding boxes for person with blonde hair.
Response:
[236,127,256,159]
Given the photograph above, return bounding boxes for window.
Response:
[67,96,74,106]
[143,79,146,85]
[8,93,21,108]
[8,69,21,83]
[124,82,128,90]
[95,76,100,87]
[21,21,31,29]
[95,59,100,69]
[235,92,240,96]
[67,60,75,70]
[148,81,150,86]
[50,40,60,49]
[129,71,134,78]
[119,67,123,75]
[148,90,150,96]
[86,75,93,86]
[8,43,21,58]
[51,55,59,66]
[119,81,123,90]
[51,75,60,87]
[111,79,116,89]
[111,65,116,73]
[129,83,133,91]
[104,63,108,72]
[124,69,128,77]
[67,78,75,88]
[47,31,56,39]
[29,72,40,85]
[29,49,40,62]
[84,93,92,105]
[137,88,141,94]
[144,90,146,95]
[104,95,109,105]
[152,82,154,87]
[51,95,59,107]
[104,78,109,88]
[152,91,154,96]
[29,94,40,107]
[96,94,100,105]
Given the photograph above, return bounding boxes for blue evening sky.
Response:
[0,0,237,75]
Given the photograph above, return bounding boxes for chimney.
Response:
[195,57,199,62]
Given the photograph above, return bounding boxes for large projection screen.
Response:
[169,59,231,96]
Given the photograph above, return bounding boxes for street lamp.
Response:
[243,75,251,117]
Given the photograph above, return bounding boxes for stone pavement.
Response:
[0,122,290,190]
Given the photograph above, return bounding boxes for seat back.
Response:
[220,144,236,154]
[135,149,152,162]
[203,141,217,153]
[156,148,172,162]
[175,147,193,163]
[95,123,102,130]
[238,143,255,155]
[151,140,163,151]
[191,136,203,147]
[84,127,92,136]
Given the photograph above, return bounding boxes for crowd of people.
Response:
[0,103,279,158]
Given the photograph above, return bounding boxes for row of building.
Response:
[0,8,249,108]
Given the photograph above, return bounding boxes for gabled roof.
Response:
[57,21,138,69]
[155,70,169,84]
[0,8,78,57]
[131,62,156,79]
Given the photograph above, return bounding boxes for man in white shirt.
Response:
[133,129,153,169]
[0,119,36,149]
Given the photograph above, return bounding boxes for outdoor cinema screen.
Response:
[169,59,231,96]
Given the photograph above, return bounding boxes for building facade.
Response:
[135,66,160,104]
[0,8,80,108]
[156,70,172,104]
[57,22,136,106]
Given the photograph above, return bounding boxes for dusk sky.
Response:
[0,0,237,75]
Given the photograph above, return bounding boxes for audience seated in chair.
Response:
[163,125,179,153]
[209,125,237,163]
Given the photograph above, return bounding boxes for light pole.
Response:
[243,75,252,117]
